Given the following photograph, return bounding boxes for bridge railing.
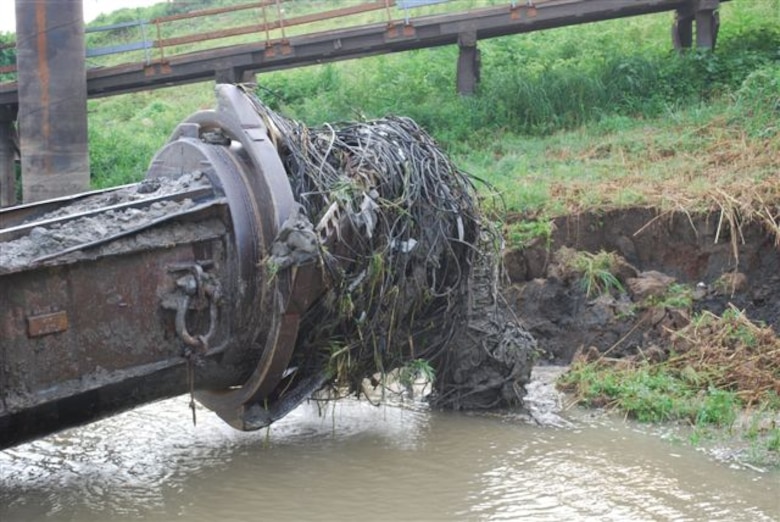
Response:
[85,20,154,61]
[0,0,506,82]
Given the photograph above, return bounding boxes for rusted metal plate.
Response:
[26,311,69,338]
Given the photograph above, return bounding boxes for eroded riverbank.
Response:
[504,207,780,469]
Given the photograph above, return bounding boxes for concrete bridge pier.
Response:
[672,6,694,49]
[695,0,720,50]
[457,31,480,96]
[0,111,16,207]
[673,0,720,51]
[15,0,90,203]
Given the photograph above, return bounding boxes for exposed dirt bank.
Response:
[503,207,780,364]
[502,207,780,468]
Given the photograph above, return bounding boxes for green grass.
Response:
[399,358,436,389]
[560,304,780,467]
[560,361,743,427]
[504,220,553,249]
[572,251,624,298]
[0,32,13,82]
[79,1,780,203]
[644,283,695,310]
[555,249,625,298]
[88,87,216,187]
[458,86,779,214]
[559,363,780,467]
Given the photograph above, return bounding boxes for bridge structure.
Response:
[0,0,724,206]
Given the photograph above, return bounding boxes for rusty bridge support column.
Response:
[456,31,480,96]
[15,0,90,203]
[0,112,16,207]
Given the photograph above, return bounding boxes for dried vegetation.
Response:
[669,306,780,407]
[548,125,780,221]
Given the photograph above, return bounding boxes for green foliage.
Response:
[691,306,764,348]
[505,220,552,249]
[88,88,213,187]
[695,388,739,427]
[740,397,780,461]
[253,2,779,142]
[731,66,780,137]
[559,362,744,427]
[81,0,779,193]
[646,283,694,309]
[0,33,15,82]
[567,250,624,298]
[0,35,13,63]
[764,391,780,411]
[399,358,436,388]
[721,307,761,347]
[616,369,687,423]
[767,428,780,452]
[157,0,215,17]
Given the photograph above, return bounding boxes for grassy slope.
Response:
[88,0,779,218]
[462,99,779,216]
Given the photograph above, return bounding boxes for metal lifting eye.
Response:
[171,262,220,352]
[175,293,218,351]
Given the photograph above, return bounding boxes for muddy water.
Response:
[1,390,778,521]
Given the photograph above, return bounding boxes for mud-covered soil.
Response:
[502,208,780,363]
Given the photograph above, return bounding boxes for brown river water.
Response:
[1,371,778,522]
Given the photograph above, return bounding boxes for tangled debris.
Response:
[246,88,536,409]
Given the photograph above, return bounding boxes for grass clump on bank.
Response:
[504,220,553,249]
[563,250,625,298]
[559,305,780,466]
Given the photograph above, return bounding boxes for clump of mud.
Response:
[435,234,536,410]
[0,172,211,272]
